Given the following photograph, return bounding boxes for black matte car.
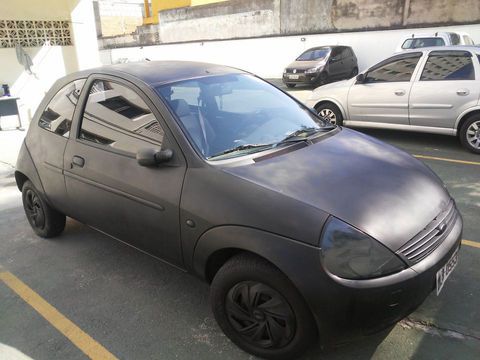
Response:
[16,61,462,359]
[283,46,358,88]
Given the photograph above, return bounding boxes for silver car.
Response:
[306,46,480,153]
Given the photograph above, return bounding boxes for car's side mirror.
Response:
[356,73,366,83]
[136,148,173,167]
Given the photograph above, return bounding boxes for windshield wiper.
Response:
[208,143,273,159]
[276,127,333,145]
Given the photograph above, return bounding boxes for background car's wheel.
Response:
[286,83,296,88]
[22,180,66,238]
[459,114,480,154]
[350,67,359,78]
[315,102,343,126]
[210,254,317,360]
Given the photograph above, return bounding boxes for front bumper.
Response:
[303,211,463,345]
[282,72,321,85]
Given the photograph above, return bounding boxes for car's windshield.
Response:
[157,74,332,160]
[296,48,331,61]
[402,37,446,49]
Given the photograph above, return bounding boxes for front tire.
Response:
[210,254,317,359]
[316,71,328,86]
[459,114,480,154]
[350,67,359,78]
[22,180,66,238]
[315,102,344,126]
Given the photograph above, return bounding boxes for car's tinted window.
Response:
[365,54,421,83]
[420,52,475,81]
[296,48,330,61]
[401,37,445,49]
[79,80,164,155]
[342,47,353,58]
[449,33,461,45]
[38,79,85,137]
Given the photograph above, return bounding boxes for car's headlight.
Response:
[320,217,406,280]
[305,66,322,74]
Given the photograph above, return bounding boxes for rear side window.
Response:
[79,79,164,155]
[365,54,422,83]
[421,52,475,81]
[449,33,461,45]
[464,35,474,45]
[38,79,85,137]
[401,37,445,49]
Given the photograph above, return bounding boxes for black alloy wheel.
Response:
[225,281,296,349]
[210,254,317,359]
[22,180,66,238]
[24,188,46,229]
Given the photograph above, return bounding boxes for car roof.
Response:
[304,46,344,51]
[397,45,480,55]
[72,61,247,87]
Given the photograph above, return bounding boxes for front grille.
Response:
[397,200,457,264]
[285,68,306,74]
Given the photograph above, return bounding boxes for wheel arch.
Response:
[313,99,347,120]
[15,141,45,194]
[14,171,29,191]
[193,225,325,339]
[455,107,480,135]
[192,226,319,283]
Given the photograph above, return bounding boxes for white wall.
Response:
[0,0,100,127]
[103,23,480,79]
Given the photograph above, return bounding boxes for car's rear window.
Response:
[401,37,446,49]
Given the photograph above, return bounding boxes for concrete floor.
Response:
[0,90,479,359]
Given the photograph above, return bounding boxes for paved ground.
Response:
[1,90,479,360]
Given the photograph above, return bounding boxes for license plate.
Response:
[288,75,299,79]
[436,248,458,295]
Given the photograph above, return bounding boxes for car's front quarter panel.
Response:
[306,80,352,116]
[180,166,329,270]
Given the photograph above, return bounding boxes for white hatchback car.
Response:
[306,46,480,153]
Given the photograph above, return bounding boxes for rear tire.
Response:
[459,114,480,154]
[210,254,317,360]
[286,83,296,88]
[22,180,66,238]
[315,102,344,126]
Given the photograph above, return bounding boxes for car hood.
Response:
[222,128,450,251]
[286,60,326,70]
[312,78,354,92]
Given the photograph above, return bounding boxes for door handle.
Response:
[71,155,85,168]
[456,89,469,96]
[394,90,406,96]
